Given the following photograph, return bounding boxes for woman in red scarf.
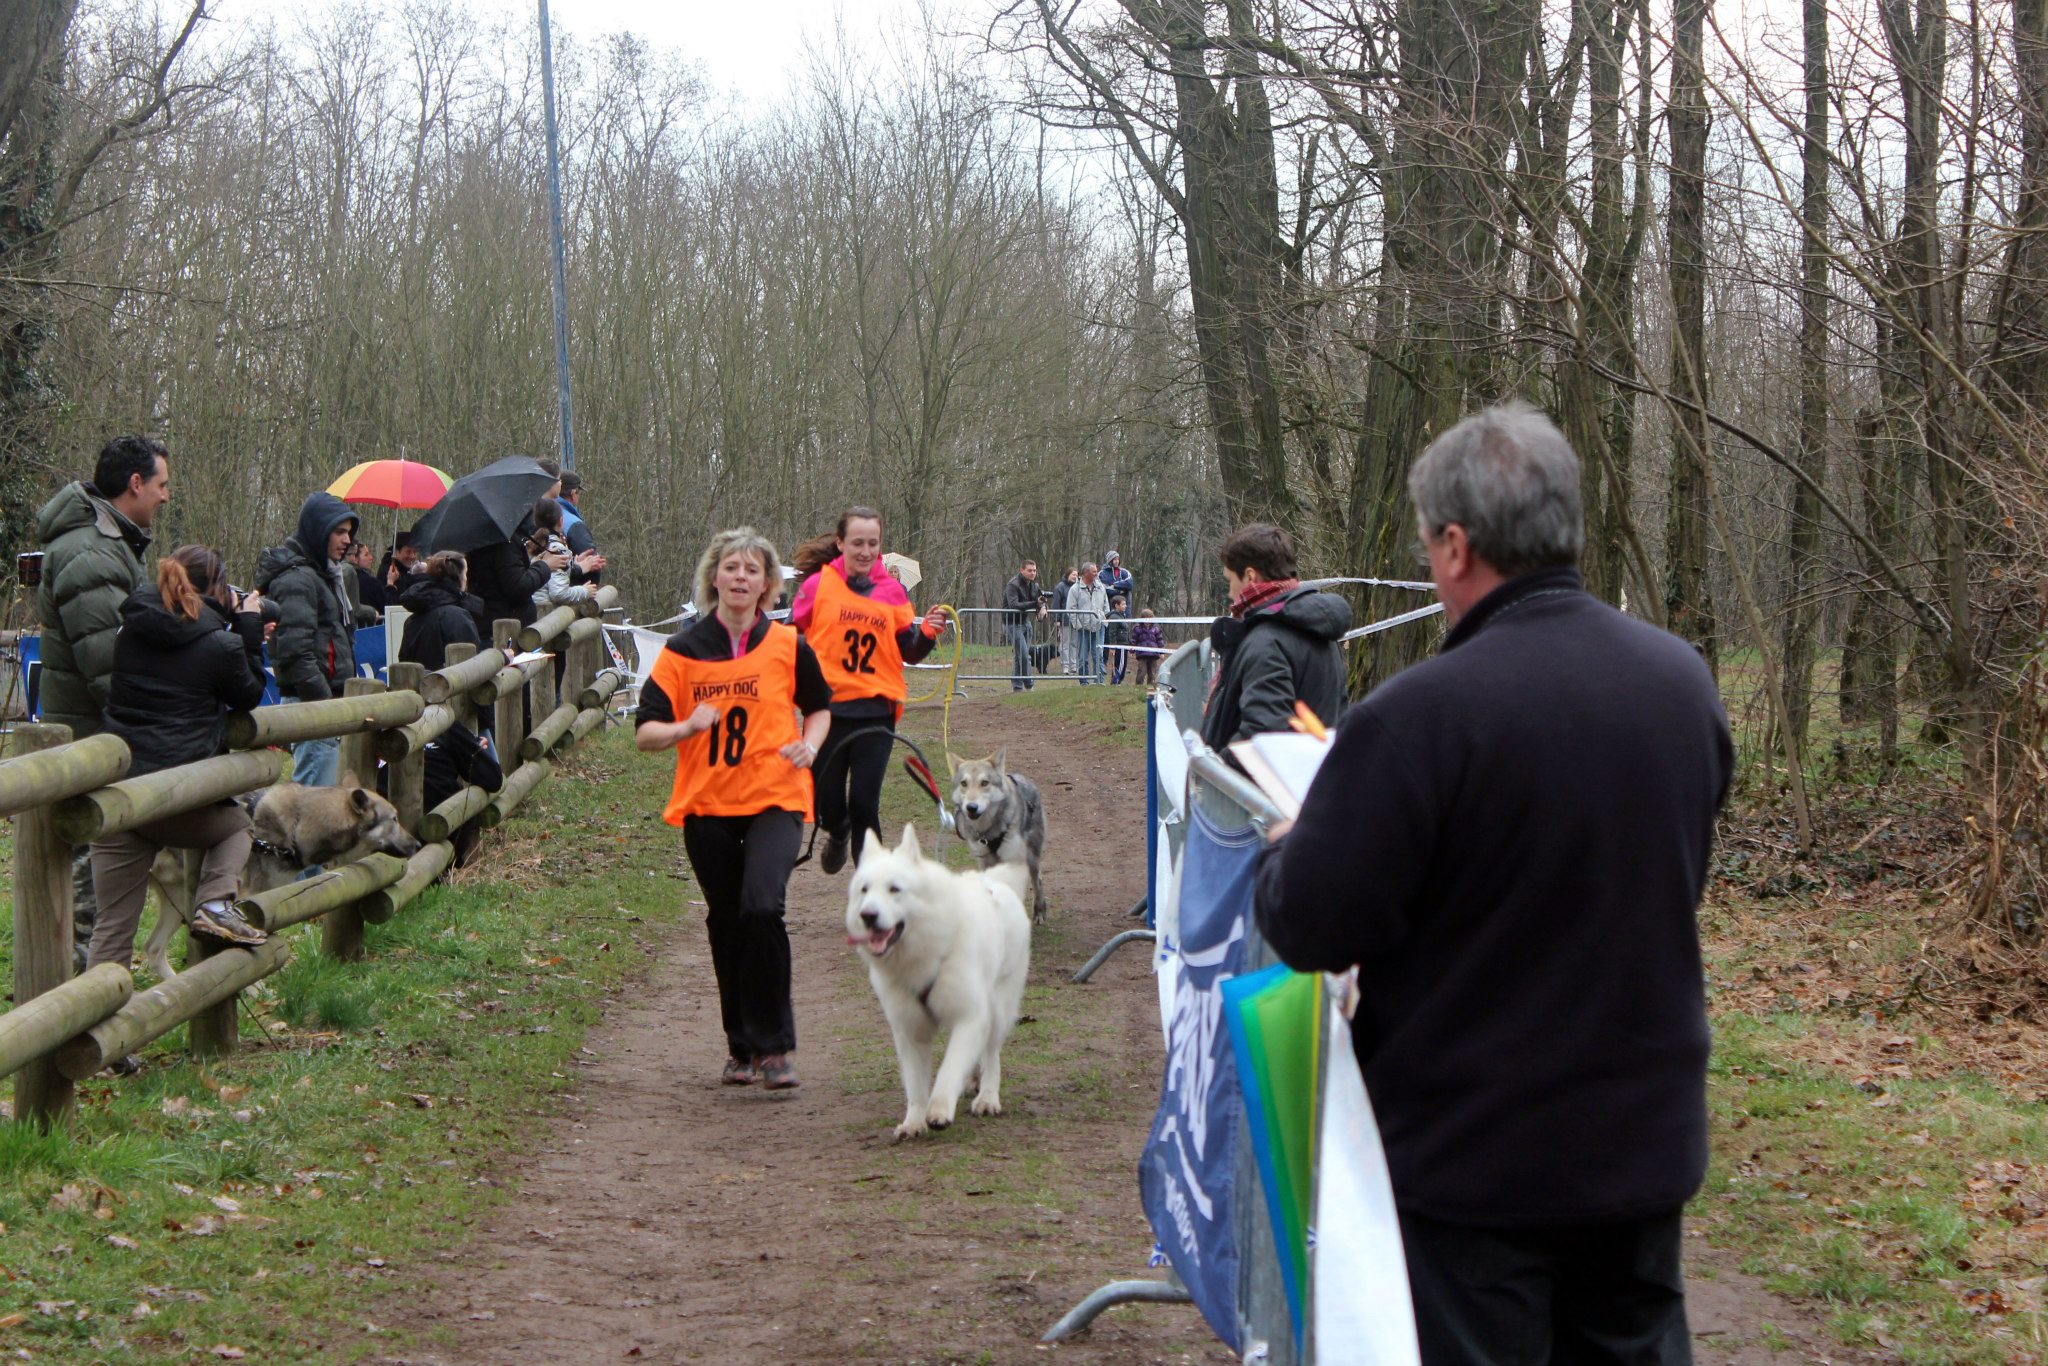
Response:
[790,506,948,873]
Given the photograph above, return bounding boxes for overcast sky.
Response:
[301,0,990,110]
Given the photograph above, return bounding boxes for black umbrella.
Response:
[410,455,558,554]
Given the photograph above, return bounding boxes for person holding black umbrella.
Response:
[409,455,564,634]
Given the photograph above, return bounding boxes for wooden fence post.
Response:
[323,677,384,962]
[493,620,524,775]
[9,723,76,1126]
[385,662,427,836]
[562,621,592,711]
[184,849,238,1057]
[531,639,557,721]
[443,642,477,730]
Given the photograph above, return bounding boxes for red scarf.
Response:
[1230,577,1299,619]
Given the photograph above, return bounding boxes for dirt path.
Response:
[378,695,1849,1366]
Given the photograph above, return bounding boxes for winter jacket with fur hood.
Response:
[33,481,151,737]
[102,588,268,777]
[1200,584,1352,752]
[257,492,360,700]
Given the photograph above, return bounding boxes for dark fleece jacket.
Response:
[102,588,268,777]
[257,492,359,699]
[1199,584,1351,752]
[397,574,487,674]
[1253,567,1734,1227]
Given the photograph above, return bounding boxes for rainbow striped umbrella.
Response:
[327,459,453,510]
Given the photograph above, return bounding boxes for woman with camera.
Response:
[86,545,271,976]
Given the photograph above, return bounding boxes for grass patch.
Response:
[0,726,689,1363]
[989,682,1149,748]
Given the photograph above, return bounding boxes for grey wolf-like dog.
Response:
[946,748,1047,923]
[141,780,420,979]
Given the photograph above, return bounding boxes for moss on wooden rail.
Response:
[0,733,130,819]
[418,647,506,704]
[481,757,550,828]
[378,702,458,761]
[521,703,578,760]
[361,842,456,924]
[53,750,283,844]
[0,963,131,1079]
[236,854,409,931]
[578,670,623,711]
[421,782,494,843]
[519,604,577,651]
[55,938,291,1080]
[225,692,423,749]
[566,705,607,748]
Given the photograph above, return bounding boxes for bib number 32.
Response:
[841,628,879,675]
[705,707,749,767]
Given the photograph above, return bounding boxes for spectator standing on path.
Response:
[465,507,564,634]
[791,506,947,873]
[1001,559,1046,692]
[88,545,271,980]
[636,527,833,1091]
[529,497,594,611]
[34,434,170,966]
[344,540,385,622]
[1051,566,1078,675]
[257,491,361,786]
[557,470,600,572]
[1253,404,1734,1366]
[1099,549,1133,605]
[1065,562,1111,685]
[1129,611,1165,687]
[1197,522,1350,756]
[33,435,167,738]
[379,530,422,593]
[1105,594,1131,684]
[393,551,506,866]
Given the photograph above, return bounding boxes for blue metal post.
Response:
[538,0,575,471]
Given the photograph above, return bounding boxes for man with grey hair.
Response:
[1254,402,1732,1364]
[1065,561,1111,685]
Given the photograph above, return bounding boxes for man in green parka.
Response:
[34,434,171,970]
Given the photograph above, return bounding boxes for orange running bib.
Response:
[806,565,915,705]
[646,624,812,823]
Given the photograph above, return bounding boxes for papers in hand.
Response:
[507,650,552,667]
[1226,731,1331,820]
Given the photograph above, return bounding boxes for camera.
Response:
[15,551,43,588]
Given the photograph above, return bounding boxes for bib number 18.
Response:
[705,707,749,767]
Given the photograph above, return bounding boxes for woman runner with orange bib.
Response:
[636,528,833,1089]
[790,506,947,874]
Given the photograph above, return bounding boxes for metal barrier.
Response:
[1051,605,1436,1361]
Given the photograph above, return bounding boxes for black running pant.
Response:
[681,809,803,1061]
[812,722,893,864]
[1399,1209,1693,1366]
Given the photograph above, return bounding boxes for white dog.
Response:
[845,824,1032,1140]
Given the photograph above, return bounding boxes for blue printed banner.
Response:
[1138,803,1260,1349]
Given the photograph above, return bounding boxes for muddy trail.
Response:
[376,694,1847,1366]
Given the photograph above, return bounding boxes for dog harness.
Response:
[805,564,916,705]
[647,622,812,823]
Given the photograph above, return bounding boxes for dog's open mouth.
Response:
[853,922,905,957]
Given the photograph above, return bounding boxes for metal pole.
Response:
[538,0,575,471]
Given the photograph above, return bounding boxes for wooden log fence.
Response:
[3,613,627,1129]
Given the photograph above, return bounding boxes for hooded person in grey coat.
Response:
[257,492,360,785]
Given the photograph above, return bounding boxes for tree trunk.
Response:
[1664,0,1718,671]
[1779,0,1830,755]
